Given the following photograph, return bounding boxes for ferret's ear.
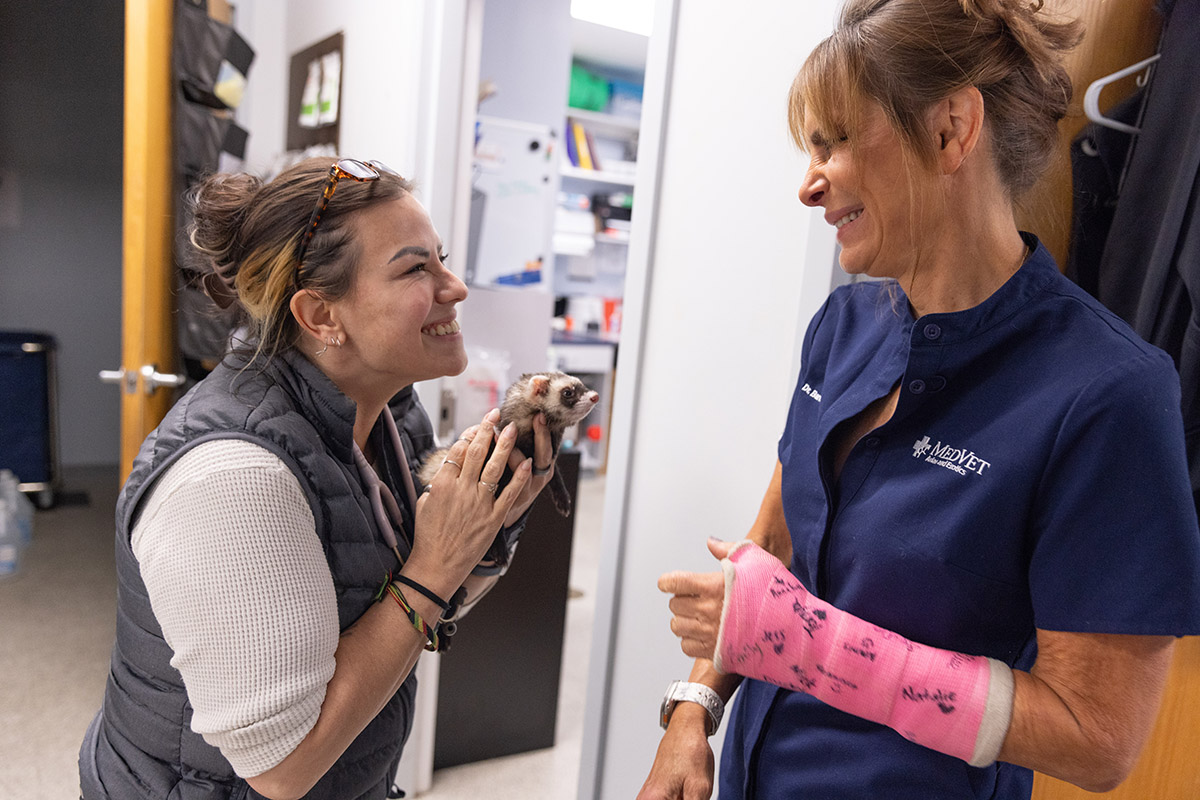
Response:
[531,376,550,396]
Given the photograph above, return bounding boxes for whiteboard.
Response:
[468,115,559,286]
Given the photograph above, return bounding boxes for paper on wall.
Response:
[318,51,341,126]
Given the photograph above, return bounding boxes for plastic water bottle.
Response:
[0,497,18,579]
[1,471,32,546]
[0,470,33,578]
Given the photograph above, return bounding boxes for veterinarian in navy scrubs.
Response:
[644,1,1200,798]
[78,158,560,799]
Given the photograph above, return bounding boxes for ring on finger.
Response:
[532,462,552,476]
[444,458,463,469]
[479,480,500,495]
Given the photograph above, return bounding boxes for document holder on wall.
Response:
[287,33,344,152]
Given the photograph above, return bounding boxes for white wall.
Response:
[290,1,427,174]
[581,1,840,797]
[236,0,427,178]
[478,0,573,131]
[234,0,288,174]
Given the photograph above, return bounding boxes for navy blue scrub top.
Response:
[719,235,1200,800]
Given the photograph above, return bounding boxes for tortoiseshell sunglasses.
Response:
[295,158,401,268]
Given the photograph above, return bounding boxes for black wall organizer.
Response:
[172,0,255,372]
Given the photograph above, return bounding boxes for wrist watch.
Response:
[660,680,724,736]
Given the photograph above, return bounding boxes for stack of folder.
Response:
[565,117,601,170]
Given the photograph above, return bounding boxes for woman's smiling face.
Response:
[798,102,937,282]
[332,194,469,393]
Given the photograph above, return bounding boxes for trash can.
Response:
[0,331,60,509]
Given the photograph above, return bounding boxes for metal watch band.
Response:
[660,680,724,736]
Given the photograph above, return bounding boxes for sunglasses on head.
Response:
[296,158,401,269]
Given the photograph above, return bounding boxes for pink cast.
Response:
[714,540,1000,764]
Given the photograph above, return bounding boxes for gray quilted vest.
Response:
[79,348,434,800]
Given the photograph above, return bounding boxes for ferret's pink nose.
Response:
[588,392,599,403]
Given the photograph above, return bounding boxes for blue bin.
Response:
[0,331,60,508]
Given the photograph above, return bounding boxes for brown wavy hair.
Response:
[188,157,415,363]
[789,0,1082,198]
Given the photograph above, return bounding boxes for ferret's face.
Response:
[525,372,600,426]
[547,376,600,425]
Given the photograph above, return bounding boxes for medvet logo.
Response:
[912,435,991,477]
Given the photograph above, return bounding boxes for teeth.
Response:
[835,210,861,229]
[424,320,460,336]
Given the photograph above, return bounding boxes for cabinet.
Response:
[433,451,580,767]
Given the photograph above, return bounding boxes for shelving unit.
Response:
[560,163,636,187]
[561,108,639,186]
[556,101,643,474]
[556,103,643,296]
[551,56,645,473]
[565,106,640,136]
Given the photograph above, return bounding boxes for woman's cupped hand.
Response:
[408,408,532,594]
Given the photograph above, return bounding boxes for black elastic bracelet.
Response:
[394,573,450,611]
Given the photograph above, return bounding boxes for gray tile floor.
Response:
[0,465,606,799]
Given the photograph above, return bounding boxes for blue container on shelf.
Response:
[607,78,644,119]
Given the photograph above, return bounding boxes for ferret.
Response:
[419,371,601,517]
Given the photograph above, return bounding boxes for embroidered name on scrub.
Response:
[801,383,823,402]
[912,435,991,476]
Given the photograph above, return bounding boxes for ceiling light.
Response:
[570,0,653,36]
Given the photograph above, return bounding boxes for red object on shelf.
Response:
[586,425,603,442]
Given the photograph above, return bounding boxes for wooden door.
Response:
[1032,637,1200,799]
[118,0,179,480]
[1021,2,1200,798]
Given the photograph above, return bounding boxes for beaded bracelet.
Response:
[385,582,440,652]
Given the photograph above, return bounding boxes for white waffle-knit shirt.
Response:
[131,438,338,778]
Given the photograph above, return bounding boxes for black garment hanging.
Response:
[1080,0,1200,499]
[1065,91,1144,298]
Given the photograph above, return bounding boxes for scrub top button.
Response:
[929,375,947,392]
[923,323,942,340]
[909,379,926,394]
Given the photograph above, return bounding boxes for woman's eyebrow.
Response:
[389,245,430,263]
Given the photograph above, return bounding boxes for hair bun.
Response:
[188,172,265,281]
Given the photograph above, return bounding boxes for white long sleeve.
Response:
[131,439,338,778]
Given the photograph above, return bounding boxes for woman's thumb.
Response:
[707,537,736,560]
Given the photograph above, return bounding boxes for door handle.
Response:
[99,368,138,394]
[100,366,186,394]
[140,364,187,394]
